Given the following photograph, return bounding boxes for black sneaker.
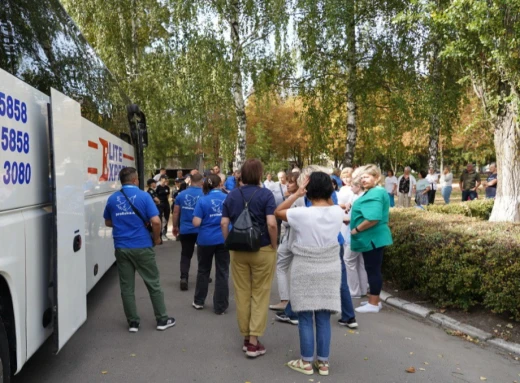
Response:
[157,317,176,331]
[275,312,298,325]
[180,279,188,291]
[338,318,358,329]
[128,321,140,333]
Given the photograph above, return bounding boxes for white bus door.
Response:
[49,88,87,353]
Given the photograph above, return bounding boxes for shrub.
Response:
[425,198,494,220]
[384,209,520,319]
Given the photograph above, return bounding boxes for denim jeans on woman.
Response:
[339,246,355,321]
[441,186,452,204]
[298,310,332,362]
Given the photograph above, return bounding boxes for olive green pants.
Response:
[115,248,168,324]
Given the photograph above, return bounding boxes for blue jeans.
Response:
[340,246,355,321]
[298,311,332,362]
[388,193,395,207]
[441,186,452,204]
[462,190,478,201]
[285,301,298,320]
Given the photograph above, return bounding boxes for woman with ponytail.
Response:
[191,174,230,314]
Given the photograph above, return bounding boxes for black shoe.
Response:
[180,279,188,291]
[157,317,176,331]
[338,318,358,329]
[275,312,298,325]
[128,321,140,333]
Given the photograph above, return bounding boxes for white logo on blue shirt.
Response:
[184,194,199,208]
[116,195,136,212]
[210,199,223,214]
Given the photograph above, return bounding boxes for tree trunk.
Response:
[428,42,442,170]
[343,1,357,168]
[230,3,247,171]
[489,86,520,222]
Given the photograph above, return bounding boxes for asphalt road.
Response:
[14,240,520,383]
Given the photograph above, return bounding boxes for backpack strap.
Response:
[238,187,261,208]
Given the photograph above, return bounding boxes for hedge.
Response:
[384,209,520,320]
[425,198,494,220]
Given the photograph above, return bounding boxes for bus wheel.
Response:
[0,317,11,383]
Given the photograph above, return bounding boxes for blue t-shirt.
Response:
[103,185,159,249]
[175,186,204,234]
[222,185,276,247]
[193,189,227,246]
[305,191,344,245]
[485,173,497,198]
[225,176,236,191]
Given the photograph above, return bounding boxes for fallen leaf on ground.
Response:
[480,377,487,381]
[101,371,108,375]
[309,379,314,382]
[130,354,136,357]
[506,323,514,329]
[405,337,412,340]
[405,367,416,373]
[409,352,414,355]
[440,308,447,313]
[424,362,429,365]
[438,354,443,358]
[348,330,356,334]
[419,368,426,371]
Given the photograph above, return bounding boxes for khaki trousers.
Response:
[231,245,276,337]
[397,193,412,208]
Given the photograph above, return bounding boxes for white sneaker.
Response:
[192,302,204,310]
[355,303,380,313]
[360,301,383,309]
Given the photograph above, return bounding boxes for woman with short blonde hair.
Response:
[350,164,393,313]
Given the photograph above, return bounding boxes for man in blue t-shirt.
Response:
[172,173,204,291]
[103,167,175,333]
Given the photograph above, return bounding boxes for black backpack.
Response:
[225,188,262,252]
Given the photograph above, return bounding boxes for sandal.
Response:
[314,360,330,376]
[287,359,314,375]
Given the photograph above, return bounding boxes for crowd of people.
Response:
[384,162,498,208]
[103,160,394,377]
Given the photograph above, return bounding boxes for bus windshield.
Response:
[0,0,131,139]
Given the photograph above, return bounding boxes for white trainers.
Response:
[192,302,204,310]
[355,303,381,313]
[360,301,383,309]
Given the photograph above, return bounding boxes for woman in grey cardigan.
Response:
[275,172,343,377]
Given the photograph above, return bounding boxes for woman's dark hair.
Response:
[387,169,394,176]
[306,172,335,201]
[240,159,263,185]
[419,170,427,178]
[178,181,187,193]
[203,174,222,194]
[331,178,339,191]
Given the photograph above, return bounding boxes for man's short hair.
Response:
[147,178,156,186]
[190,173,203,183]
[160,167,166,171]
[120,167,138,184]
[160,174,168,180]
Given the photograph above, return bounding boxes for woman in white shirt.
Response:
[425,167,439,205]
[441,166,453,204]
[384,170,398,207]
[275,172,343,377]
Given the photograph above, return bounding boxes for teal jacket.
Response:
[350,186,393,252]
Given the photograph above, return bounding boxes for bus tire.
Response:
[0,316,10,383]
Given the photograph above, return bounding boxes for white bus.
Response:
[0,1,148,380]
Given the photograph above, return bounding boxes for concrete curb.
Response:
[380,290,519,356]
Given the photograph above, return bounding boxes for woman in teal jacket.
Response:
[350,165,393,313]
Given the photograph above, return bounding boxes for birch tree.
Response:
[439,0,520,221]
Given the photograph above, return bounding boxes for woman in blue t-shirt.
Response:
[192,174,230,314]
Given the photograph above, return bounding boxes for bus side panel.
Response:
[82,118,135,292]
[23,207,53,361]
[84,196,114,292]
[0,211,27,374]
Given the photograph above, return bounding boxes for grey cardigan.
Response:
[289,242,341,313]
